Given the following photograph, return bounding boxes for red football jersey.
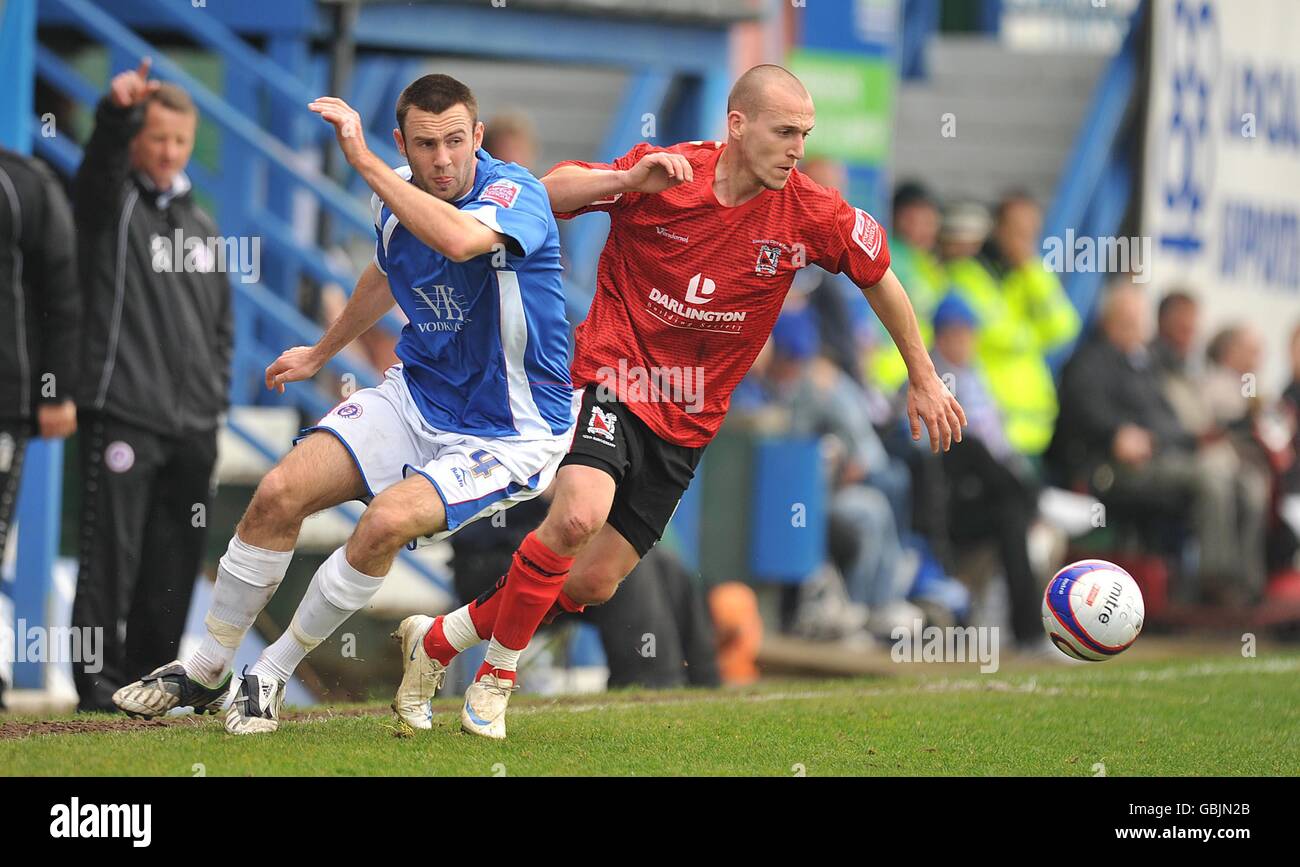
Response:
[554,140,890,447]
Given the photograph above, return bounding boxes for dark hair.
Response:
[893,180,937,219]
[396,74,478,134]
[1156,289,1197,323]
[145,82,197,118]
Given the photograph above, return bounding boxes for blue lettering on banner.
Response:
[1219,200,1300,291]
[1224,62,1300,153]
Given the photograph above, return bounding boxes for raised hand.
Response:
[309,96,370,167]
[110,58,162,109]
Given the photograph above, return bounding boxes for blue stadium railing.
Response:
[1044,0,1145,352]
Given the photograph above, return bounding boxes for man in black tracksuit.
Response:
[71,60,233,711]
[0,147,80,709]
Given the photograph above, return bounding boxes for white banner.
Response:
[1142,0,1300,394]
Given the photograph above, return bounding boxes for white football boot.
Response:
[460,672,517,740]
[390,615,447,730]
[224,669,286,735]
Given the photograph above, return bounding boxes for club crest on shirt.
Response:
[852,208,883,260]
[479,179,521,209]
[105,441,135,473]
[335,402,363,419]
[754,243,782,277]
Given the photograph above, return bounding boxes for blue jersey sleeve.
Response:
[462,171,551,258]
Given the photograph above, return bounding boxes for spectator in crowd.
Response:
[948,192,1079,459]
[70,60,233,711]
[936,200,990,264]
[764,306,915,634]
[927,294,1042,648]
[0,147,79,709]
[1149,290,1213,435]
[482,111,538,170]
[1204,325,1265,432]
[1203,324,1272,593]
[869,181,945,391]
[1282,323,1300,494]
[1047,281,1260,605]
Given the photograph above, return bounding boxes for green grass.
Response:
[4,654,1299,776]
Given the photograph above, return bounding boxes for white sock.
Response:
[483,638,523,676]
[250,546,384,684]
[442,606,482,653]
[183,535,292,687]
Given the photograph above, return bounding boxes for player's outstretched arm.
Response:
[309,96,507,263]
[861,266,968,453]
[542,151,693,213]
[264,262,395,394]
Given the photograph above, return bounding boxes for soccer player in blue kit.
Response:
[111,74,576,734]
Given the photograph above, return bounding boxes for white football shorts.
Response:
[296,364,578,547]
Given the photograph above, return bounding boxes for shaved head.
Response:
[722,65,815,193]
[728,64,810,117]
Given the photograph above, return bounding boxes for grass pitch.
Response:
[3,652,1298,776]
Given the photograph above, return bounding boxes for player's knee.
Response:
[548,507,604,552]
[351,503,408,558]
[245,466,307,531]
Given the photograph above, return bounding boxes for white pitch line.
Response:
[505,658,1300,718]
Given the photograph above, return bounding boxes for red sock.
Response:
[488,531,573,658]
[541,590,586,626]
[475,663,518,685]
[467,574,508,639]
[421,616,458,666]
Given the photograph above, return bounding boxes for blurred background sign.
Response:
[1142,0,1300,392]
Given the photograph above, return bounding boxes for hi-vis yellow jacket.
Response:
[946,253,1080,456]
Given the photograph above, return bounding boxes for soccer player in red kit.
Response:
[389,65,966,738]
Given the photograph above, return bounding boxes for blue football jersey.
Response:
[371,150,573,439]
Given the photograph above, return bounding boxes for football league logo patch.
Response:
[335,403,363,419]
[851,208,883,260]
[479,180,522,209]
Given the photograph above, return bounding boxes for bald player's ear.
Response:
[727,110,746,139]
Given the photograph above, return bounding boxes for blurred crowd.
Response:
[728,160,1300,656]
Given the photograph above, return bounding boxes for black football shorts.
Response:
[561,386,705,557]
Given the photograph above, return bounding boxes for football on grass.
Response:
[1042,559,1145,661]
